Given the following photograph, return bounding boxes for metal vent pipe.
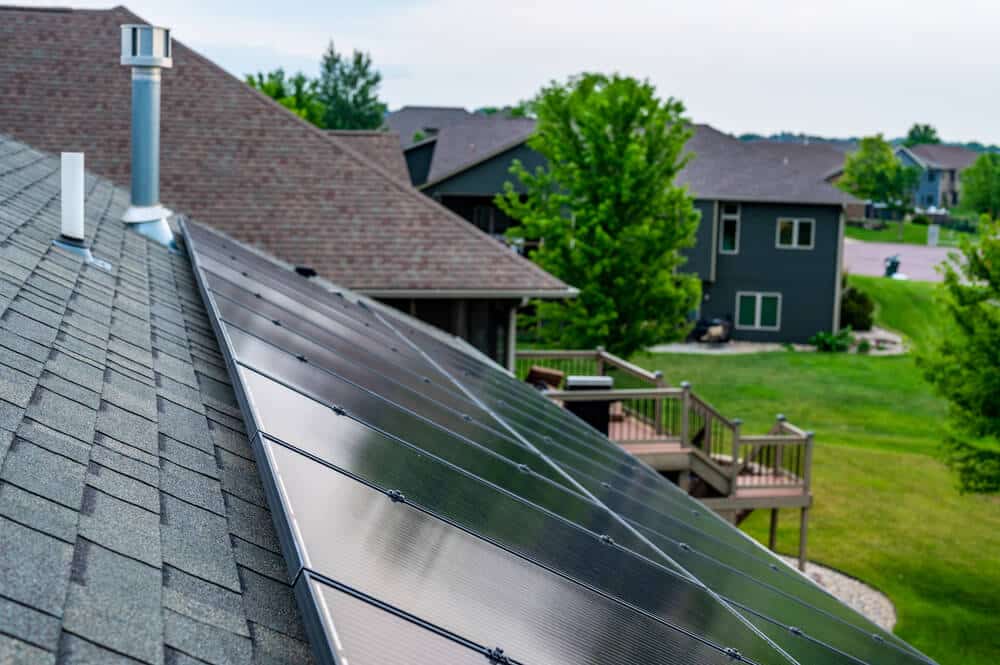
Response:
[120,24,175,247]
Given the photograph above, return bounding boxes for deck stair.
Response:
[517,348,814,570]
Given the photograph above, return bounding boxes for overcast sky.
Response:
[21,0,1000,142]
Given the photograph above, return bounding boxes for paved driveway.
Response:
[843,239,954,282]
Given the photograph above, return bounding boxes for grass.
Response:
[845,221,975,247]
[629,278,1000,665]
[848,274,942,347]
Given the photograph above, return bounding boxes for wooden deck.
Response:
[519,348,814,569]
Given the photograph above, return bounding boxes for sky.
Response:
[18,0,1000,143]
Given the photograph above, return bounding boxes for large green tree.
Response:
[918,218,1000,492]
[317,41,386,130]
[904,123,941,147]
[246,69,325,126]
[496,73,700,356]
[838,134,920,237]
[959,153,1000,218]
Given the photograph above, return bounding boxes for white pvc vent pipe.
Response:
[60,152,85,242]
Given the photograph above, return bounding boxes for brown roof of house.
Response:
[907,143,980,171]
[0,6,570,296]
[325,130,411,182]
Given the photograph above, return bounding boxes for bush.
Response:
[857,339,872,354]
[912,214,931,226]
[840,287,874,331]
[810,327,854,352]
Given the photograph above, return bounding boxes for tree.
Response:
[918,218,1000,492]
[246,69,325,126]
[316,41,386,130]
[904,123,941,147]
[496,73,700,357]
[838,134,920,237]
[959,153,1000,217]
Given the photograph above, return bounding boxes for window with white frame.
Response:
[775,218,815,249]
[719,203,740,254]
[735,292,781,330]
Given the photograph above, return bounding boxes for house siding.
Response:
[424,143,547,195]
[682,200,716,280]
[421,145,843,344]
[404,140,436,186]
[700,202,841,343]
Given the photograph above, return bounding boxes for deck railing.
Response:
[516,349,813,494]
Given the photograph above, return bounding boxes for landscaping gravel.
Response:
[778,555,897,632]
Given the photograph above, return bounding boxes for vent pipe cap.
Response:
[120,25,172,68]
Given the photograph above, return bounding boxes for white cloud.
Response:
[13,0,1000,142]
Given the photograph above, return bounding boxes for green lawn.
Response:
[845,221,975,247]
[630,279,1000,665]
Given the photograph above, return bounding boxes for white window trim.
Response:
[775,218,815,250]
[735,291,782,331]
[719,204,741,255]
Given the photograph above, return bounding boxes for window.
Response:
[719,203,740,254]
[735,292,781,330]
[927,170,936,182]
[775,218,814,249]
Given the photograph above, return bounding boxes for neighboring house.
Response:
[390,109,855,342]
[0,6,576,366]
[895,144,979,209]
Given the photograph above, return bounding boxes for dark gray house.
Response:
[387,111,855,343]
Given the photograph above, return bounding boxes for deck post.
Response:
[803,430,814,493]
[798,507,809,571]
[730,418,742,481]
[679,381,691,446]
[595,346,605,376]
[653,371,664,434]
[768,508,779,551]
[678,470,691,492]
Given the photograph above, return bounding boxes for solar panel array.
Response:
[183,220,937,665]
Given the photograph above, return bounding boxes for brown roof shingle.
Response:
[0,6,570,296]
[325,130,411,182]
[907,143,980,171]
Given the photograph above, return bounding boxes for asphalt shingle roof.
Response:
[324,130,411,182]
[399,108,855,206]
[906,143,980,171]
[419,114,538,185]
[0,133,313,664]
[0,6,569,296]
[384,105,474,146]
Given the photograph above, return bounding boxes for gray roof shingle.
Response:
[401,109,856,206]
[385,105,474,146]
[0,134,313,664]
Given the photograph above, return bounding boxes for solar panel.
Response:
[183,220,936,665]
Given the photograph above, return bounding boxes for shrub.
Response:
[810,327,854,352]
[912,214,931,226]
[840,287,874,331]
[857,339,872,354]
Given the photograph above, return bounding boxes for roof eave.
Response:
[356,287,579,300]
